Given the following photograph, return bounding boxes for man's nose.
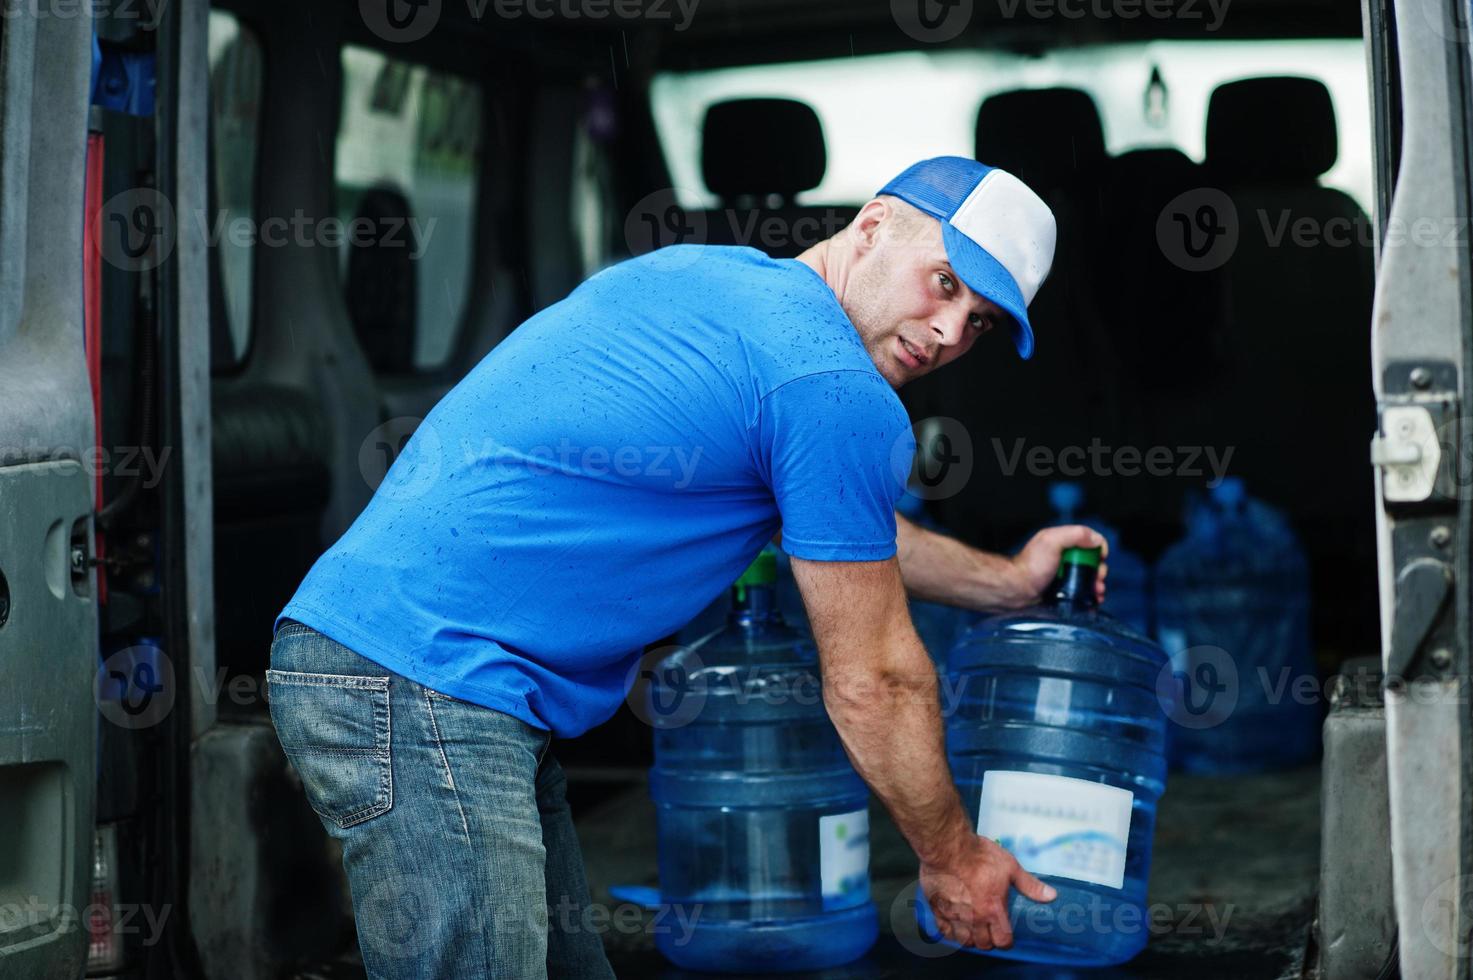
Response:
[930,312,968,347]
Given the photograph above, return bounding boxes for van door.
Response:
[1368,0,1473,975]
[0,10,103,979]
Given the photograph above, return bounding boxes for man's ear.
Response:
[845,198,891,255]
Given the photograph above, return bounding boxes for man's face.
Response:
[840,206,1008,388]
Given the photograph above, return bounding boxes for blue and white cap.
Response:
[877,157,1056,359]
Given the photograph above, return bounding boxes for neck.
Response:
[795,237,855,305]
[1051,564,1099,611]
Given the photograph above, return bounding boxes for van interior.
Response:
[2,0,1438,976]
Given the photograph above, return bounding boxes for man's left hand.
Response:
[1008,525,1109,608]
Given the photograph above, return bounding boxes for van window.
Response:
[207,10,263,368]
[651,40,1371,213]
[336,45,482,372]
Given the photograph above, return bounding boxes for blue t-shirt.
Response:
[280,246,914,737]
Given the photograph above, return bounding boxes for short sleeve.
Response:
[754,370,914,561]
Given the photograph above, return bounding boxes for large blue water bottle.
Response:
[921,546,1169,966]
[1043,482,1152,635]
[1154,478,1319,772]
[647,548,878,972]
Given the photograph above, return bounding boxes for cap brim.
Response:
[941,221,1035,360]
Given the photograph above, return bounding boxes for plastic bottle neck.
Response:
[1050,562,1099,611]
[731,582,781,625]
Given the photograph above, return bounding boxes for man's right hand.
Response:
[920,834,1057,950]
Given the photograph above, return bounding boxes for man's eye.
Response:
[938,273,954,292]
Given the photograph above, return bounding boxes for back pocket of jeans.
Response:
[267,670,393,829]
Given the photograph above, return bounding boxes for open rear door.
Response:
[0,9,103,979]
[1368,0,1473,973]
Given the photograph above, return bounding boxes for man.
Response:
[267,156,1107,978]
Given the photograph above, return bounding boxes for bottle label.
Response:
[819,808,870,907]
[977,771,1133,890]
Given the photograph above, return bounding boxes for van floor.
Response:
[581,766,1320,979]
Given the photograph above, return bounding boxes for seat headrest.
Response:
[345,184,418,374]
[701,98,826,201]
[975,88,1106,192]
[1206,77,1337,181]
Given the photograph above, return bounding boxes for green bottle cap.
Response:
[1058,546,1102,572]
[734,547,778,602]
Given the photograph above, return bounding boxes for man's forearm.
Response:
[822,631,975,869]
[896,512,1030,611]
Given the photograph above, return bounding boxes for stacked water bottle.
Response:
[650,477,1317,970]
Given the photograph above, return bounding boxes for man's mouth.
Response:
[897,337,931,370]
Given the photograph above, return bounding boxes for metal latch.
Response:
[1371,405,1442,503]
[1386,557,1454,679]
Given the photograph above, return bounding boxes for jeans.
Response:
[267,620,617,980]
